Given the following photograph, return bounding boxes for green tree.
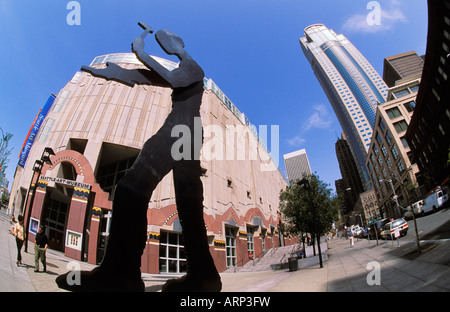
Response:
[0,130,13,180]
[279,173,340,268]
[1,192,9,208]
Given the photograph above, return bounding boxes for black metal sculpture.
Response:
[55,22,222,292]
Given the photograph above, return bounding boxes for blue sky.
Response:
[0,0,428,192]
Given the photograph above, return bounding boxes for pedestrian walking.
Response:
[34,226,48,272]
[348,229,354,248]
[12,215,24,266]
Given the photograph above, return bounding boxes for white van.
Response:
[404,199,424,219]
[421,187,449,215]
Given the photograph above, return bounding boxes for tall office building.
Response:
[283,149,312,182]
[383,51,424,87]
[335,133,364,213]
[300,24,388,187]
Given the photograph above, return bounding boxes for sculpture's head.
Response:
[155,29,186,57]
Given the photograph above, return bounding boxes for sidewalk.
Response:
[1,209,450,292]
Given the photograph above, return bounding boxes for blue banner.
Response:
[18,94,56,167]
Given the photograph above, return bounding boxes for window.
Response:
[398,160,405,173]
[391,145,400,160]
[37,118,55,143]
[225,227,237,267]
[404,101,416,113]
[386,107,402,119]
[432,88,441,101]
[247,232,254,258]
[400,137,409,149]
[414,133,421,145]
[52,90,70,113]
[97,156,137,199]
[381,145,388,157]
[407,151,415,164]
[393,89,410,99]
[70,72,82,84]
[159,231,187,274]
[386,157,393,169]
[373,145,379,155]
[386,130,393,145]
[377,155,383,166]
[376,132,383,145]
[438,124,445,136]
[393,120,408,133]
[379,118,386,133]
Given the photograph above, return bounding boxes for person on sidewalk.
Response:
[348,229,354,248]
[12,215,24,266]
[34,226,48,272]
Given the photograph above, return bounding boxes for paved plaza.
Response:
[1,209,450,293]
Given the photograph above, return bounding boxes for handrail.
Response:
[252,250,267,266]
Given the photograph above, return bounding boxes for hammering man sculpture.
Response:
[56,22,222,292]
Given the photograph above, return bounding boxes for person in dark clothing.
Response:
[34,226,48,272]
[56,23,221,292]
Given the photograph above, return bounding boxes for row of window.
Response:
[366,96,418,199]
[157,227,270,273]
[408,10,450,173]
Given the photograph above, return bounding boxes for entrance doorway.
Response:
[43,188,70,252]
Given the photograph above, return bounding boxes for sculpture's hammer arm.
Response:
[138,22,153,39]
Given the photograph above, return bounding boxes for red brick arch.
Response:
[41,149,111,209]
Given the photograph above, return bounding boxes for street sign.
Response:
[394,228,400,238]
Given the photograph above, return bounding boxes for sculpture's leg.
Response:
[56,129,176,292]
[161,160,222,292]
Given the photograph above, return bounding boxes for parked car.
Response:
[421,187,449,215]
[404,200,425,220]
[352,226,362,237]
[380,218,408,240]
[367,218,390,239]
[360,225,370,238]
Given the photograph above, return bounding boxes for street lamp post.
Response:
[380,178,401,218]
[391,169,421,253]
[23,147,55,252]
[355,213,363,228]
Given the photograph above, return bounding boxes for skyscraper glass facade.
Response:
[300,24,388,187]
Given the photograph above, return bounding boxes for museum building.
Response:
[8,53,289,274]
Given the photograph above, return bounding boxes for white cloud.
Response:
[303,104,332,130]
[286,104,332,148]
[342,1,407,34]
[287,136,306,147]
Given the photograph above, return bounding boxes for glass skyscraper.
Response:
[300,24,388,187]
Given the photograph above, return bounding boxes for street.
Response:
[405,207,450,241]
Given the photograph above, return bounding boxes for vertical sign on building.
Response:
[18,94,56,167]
